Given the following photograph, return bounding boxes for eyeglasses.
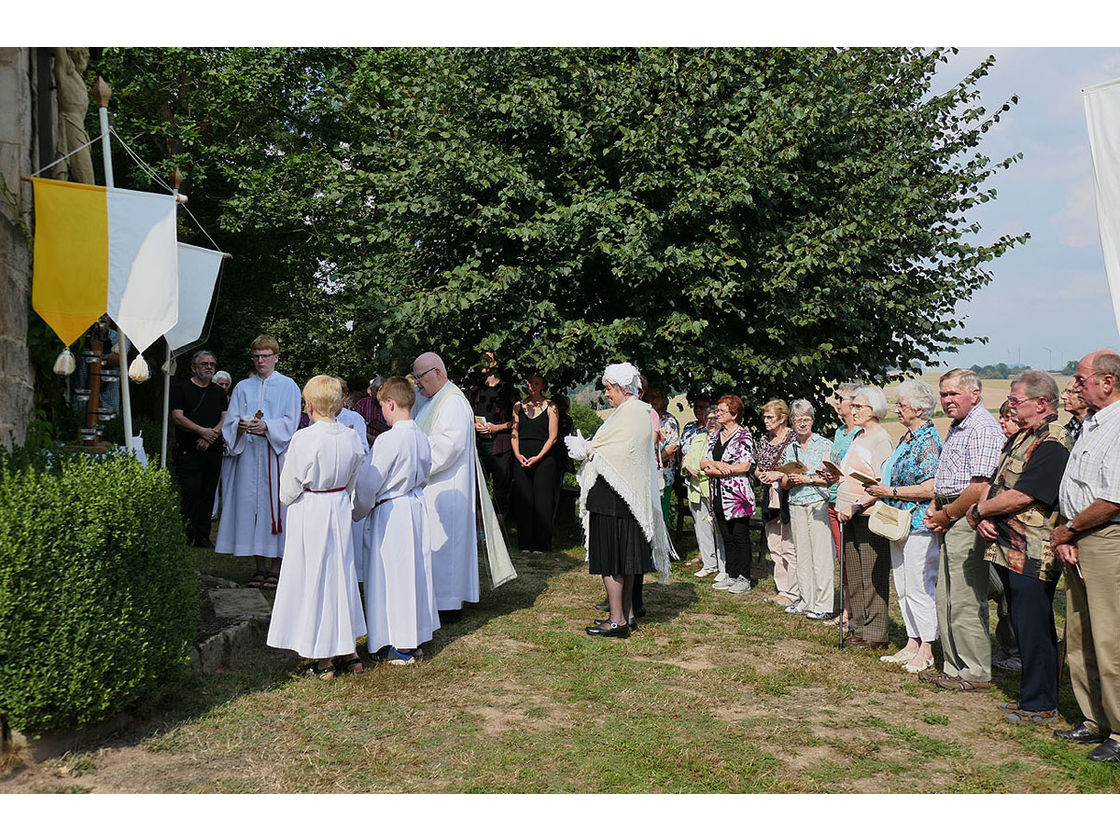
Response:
[251,352,276,360]
[849,403,872,412]
[834,394,851,402]
[414,367,437,380]
[195,361,216,368]
[792,416,813,423]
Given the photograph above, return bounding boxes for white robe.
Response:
[414,381,480,610]
[215,371,301,557]
[352,419,439,651]
[338,407,370,582]
[267,421,367,658]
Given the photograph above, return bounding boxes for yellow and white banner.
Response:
[32,178,179,352]
[1084,77,1120,338]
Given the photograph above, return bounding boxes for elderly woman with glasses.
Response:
[834,385,894,649]
[753,400,798,604]
[776,400,835,619]
[701,395,756,594]
[862,379,942,672]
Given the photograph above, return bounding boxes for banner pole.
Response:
[95,77,135,453]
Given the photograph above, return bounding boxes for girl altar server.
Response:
[267,375,367,679]
[352,376,439,664]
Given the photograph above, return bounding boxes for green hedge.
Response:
[0,449,199,736]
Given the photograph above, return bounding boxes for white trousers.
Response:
[789,501,834,614]
[690,497,725,572]
[889,529,939,642]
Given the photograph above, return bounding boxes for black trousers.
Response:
[511,453,561,552]
[478,437,513,516]
[177,447,222,542]
[714,507,754,580]
[997,564,1059,711]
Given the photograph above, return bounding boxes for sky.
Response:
[930,47,1120,371]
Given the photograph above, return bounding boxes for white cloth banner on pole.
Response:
[106,187,179,353]
[1083,77,1120,339]
[164,243,223,353]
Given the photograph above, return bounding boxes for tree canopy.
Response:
[88,47,1025,411]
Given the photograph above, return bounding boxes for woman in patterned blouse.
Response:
[864,378,942,672]
[701,395,756,594]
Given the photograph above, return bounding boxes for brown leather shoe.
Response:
[933,673,991,691]
[919,669,951,684]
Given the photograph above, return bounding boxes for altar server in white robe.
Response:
[267,375,367,679]
[412,352,480,617]
[353,376,439,663]
[335,378,370,584]
[215,335,302,588]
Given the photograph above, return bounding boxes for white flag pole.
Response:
[94,77,135,451]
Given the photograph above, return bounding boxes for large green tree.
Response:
[88,47,1024,413]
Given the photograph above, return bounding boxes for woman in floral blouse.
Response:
[864,378,942,672]
[701,395,756,594]
[754,400,798,605]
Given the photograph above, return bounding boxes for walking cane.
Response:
[838,518,846,650]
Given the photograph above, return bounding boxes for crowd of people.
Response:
[168,339,1120,762]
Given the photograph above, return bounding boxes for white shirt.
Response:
[1059,398,1120,521]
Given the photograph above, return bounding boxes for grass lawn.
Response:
[2,507,1117,795]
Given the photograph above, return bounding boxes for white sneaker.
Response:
[694,567,716,578]
[880,649,917,664]
[712,576,735,590]
[727,576,752,593]
[713,572,729,582]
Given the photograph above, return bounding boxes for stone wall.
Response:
[0,48,36,448]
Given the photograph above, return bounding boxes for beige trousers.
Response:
[935,516,991,682]
[1065,523,1120,742]
[766,517,798,600]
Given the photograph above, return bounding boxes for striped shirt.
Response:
[1059,398,1120,521]
[933,402,1003,497]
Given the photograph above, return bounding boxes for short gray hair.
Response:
[894,378,938,420]
[940,368,982,392]
[191,349,216,365]
[1091,351,1120,380]
[835,381,864,395]
[1012,369,1059,406]
[851,385,888,421]
[213,369,232,385]
[789,399,815,419]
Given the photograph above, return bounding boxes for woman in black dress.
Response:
[510,372,561,553]
[571,363,674,638]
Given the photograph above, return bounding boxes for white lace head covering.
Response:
[602,362,641,396]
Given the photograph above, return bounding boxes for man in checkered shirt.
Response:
[921,369,1004,691]
[1051,350,1120,763]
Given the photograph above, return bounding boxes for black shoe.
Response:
[1054,723,1109,744]
[194,536,213,549]
[585,622,630,639]
[438,609,463,624]
[628,617,638,631]
[1087,739,1120,762]
[595,601,610,612]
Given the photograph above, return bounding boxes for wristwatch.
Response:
[892,487,898,499]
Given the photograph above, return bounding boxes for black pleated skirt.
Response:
[587,477,654,576]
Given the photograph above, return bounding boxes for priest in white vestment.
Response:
[353,376,439,663]
[412,352,481,616]
[267,375,367,678]
[215,335,302,588]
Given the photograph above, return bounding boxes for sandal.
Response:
[247,571,267,588]
[1005,708,1057,725]
[302,661,335,680]
[338,656,365,676]
[262,573,279,590]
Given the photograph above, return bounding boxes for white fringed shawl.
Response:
[577,396,675,581]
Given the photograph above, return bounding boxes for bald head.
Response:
[412,352,448,398]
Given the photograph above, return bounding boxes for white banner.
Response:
[106,187,180,353]
[1084,77,1120,338]
[164,243,224,354]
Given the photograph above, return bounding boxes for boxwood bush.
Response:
[0,448,199,736]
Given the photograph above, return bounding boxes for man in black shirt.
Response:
[170,350,229,547]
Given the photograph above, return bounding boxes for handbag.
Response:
[867,500,911,541]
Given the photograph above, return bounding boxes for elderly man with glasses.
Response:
[920,369,1004,692]
[170,349,228,548]
[1050,350,1120,762]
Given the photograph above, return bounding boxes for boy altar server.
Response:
[267,375,367,679]
[353,376,439,664]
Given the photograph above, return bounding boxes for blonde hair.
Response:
[761,399,789,420]
[303,375,342,418]
[251,334,279,354]
[377,375,415,410]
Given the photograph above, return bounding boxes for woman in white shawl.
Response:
[569,363,673,638]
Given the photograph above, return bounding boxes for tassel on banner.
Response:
[53,347,76,376]
[161,357,177,376]
[128,356,150,382]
